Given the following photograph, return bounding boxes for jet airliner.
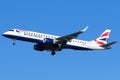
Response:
[3,27,117,55]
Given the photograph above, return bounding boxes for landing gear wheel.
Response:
[51,51,56,56]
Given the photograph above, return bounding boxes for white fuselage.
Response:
[3,29,105,51]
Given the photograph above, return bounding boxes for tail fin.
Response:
[94,29,111,45]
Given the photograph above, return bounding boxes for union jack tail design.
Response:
[94,29,111,45]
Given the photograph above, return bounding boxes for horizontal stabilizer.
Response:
[100,41,117,48]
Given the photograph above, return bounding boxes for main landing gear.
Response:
[51,51,56,56]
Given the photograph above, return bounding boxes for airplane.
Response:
[2,27,117,55]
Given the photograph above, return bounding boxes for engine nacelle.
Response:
[34,44,44,51]
[43,38,56,44]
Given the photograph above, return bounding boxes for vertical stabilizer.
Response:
[94,29,111,45]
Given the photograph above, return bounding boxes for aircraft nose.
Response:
[3,32,6,37]
[2,32,8,37]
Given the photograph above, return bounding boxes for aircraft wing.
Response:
[56,26,88,44]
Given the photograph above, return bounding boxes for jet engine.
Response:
[34,44,44,51]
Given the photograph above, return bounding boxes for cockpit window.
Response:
[9,29,20,33]
[9,30,14,31]
[16,30,20,33]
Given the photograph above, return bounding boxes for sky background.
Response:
[0,0,120,80]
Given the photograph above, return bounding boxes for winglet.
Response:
[81,26,88,32]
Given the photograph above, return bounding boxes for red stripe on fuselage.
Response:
[20,30,28,32]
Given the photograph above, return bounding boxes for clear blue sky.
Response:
[0,0,120,80]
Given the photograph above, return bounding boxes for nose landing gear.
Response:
[13,39,16,45]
